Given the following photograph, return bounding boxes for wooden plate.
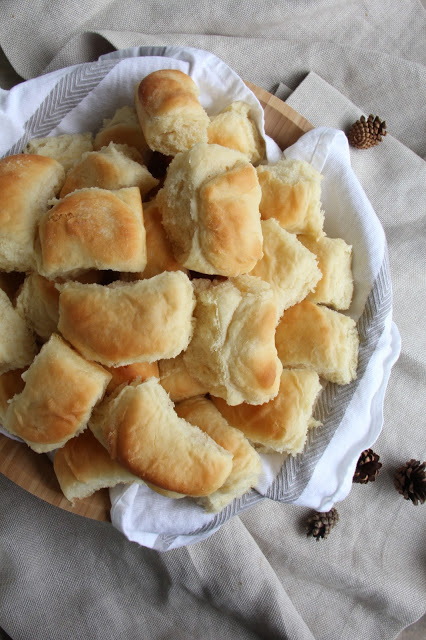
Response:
[0,84,313,522]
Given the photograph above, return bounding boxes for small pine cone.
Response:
[394,459,426,505]
[306,508,339,540]
[353,448,382,484]
[347,114,387,149]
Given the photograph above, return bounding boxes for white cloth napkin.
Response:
[0,47,400,551]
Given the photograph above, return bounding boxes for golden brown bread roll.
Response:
[256,158,324,238]
[24,132,94,172]
[211,369,322,454]
[0,289,37,376]
[94,106,149,157]
[3,334,111,453]
[105,361,160,395]
[89,378,233,496]
[59,143,159,199]
[207,101,265,165]
[175,396,262,512]
[0,154,65,272]
[135,69,210,156]
[53,429,143,503]
[157,143,263,276]
[250,219,321,318]
[37,187,146,279]
[298,235,354,310]
[123,198,187,281]
[58,271,196,367]
[275,300,359,385]
[158,352,208,402]
[0,368,26,424]
[183,275,282,405]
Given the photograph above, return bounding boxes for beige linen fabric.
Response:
[0,2,425,639]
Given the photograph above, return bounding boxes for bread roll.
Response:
[183,275,282,405]
[3,334,111,452]
[158,352,208,402]
[94,106,148,158]
[37,187,146,278]
[275,300,359,384]
[0,368,26,424]
[298,235,354,310]
[24,132,93,172]
[256,158,324,238]
[58,271,195,366]
[212,369,322,454]
[0,289,37,375]
[53,429,142,503]
[89,378,233,496]
[250,219,321,318]
[59,143,158,198]
[105,361,160,395]
[175,396,262,512]
[123,198,187,281]
[0,154,65,272]
[157,143,263,275]
[135,69,210,156]
[16,273,60,341]
[207,101,265,165]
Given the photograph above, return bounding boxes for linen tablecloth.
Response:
[0,2,425,639]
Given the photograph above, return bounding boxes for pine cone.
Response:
[347,114,387,149]
[353,448,382,484]
[306,508,339,540]
[394,459,426,505]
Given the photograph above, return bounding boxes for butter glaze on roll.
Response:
[135,69,210,156]
[37,187,146,279]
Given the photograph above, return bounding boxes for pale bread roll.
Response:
[105,361,160,395]
[183,275,282,406]
[207,101,265,165]
[58,271,195,366]
[89,378,233,496]
[212,369,322,454]
[158,352,208,402]
[15,272,103,343]
[37,187,146,278]
[175,396,262,512]
[256,158,324,238]
[94,106,149,158]
[123,198,187,281]
[135,69,210,156]
[0,289,37,375]
[3,334,111,453]
[24,132,94,172]
[298,235,354,310]
[53,429,143,503]
[275,300,359,385]
[16,273,60,341]
[0,368,26,424]
[0,154,65,272]
[250,219,322,318]
[157,143,263,276]
[59,143,159,198]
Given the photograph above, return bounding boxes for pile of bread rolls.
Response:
[0,69,358,514]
